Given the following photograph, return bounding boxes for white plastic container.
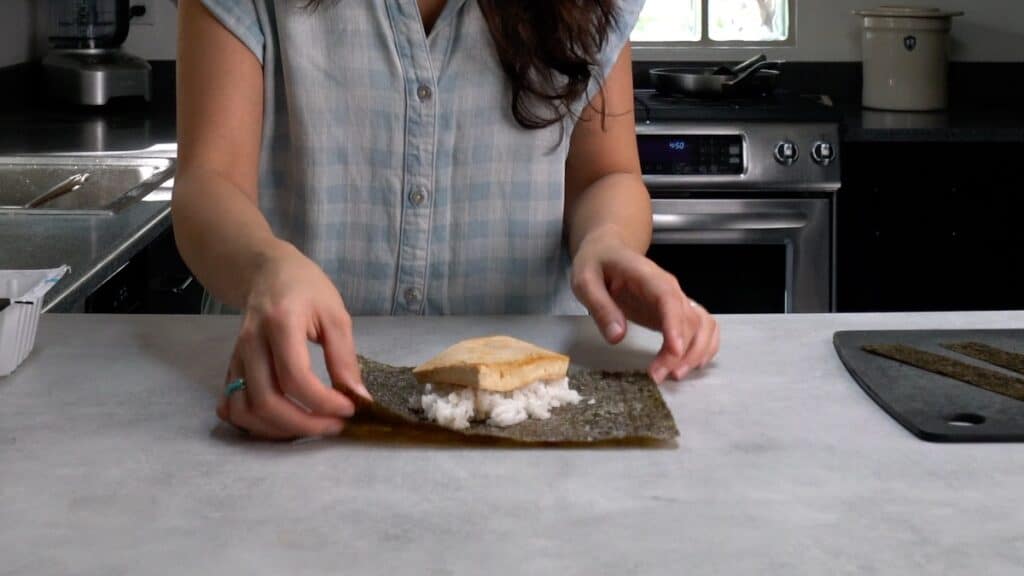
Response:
[0,267,69,377]
[854,6,964,111]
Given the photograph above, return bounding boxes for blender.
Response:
[42,0,151,106]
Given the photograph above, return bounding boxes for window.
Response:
[631,0,793,45]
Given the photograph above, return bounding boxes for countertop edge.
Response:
[842,125,1024,144]
[42,203,173,312]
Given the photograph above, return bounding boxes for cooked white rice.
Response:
[421,378,582,430]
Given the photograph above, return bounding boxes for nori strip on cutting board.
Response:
[942,342,1024,377]
[863,344,1024,402]
[352,356,679,443]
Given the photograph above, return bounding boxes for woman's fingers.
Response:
[650,335,683,383]
[225,384,290,439]
[234,331,347,439]
[571,267,627,343]
[708,322,721,366]
[222,364,290,436]
[212,247,367,440]
[219,327,352,440]
[264,313,356,419]
[572,243,720,384]
[321,311,372,402]
[649,289,690,383]
[217,347,245,422]
[675,304,717,378]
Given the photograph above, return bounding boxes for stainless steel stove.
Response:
[635,89,841,313]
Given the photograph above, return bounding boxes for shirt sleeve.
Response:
[199,0,265,66]
[594,0,646,82]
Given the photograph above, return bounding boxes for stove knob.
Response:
[774,141,799,166]
[811,141,837,166]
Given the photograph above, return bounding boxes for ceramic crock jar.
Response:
[854,6,964,111]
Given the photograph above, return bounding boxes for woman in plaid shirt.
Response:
[173,0,719,439]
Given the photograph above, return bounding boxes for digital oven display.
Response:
[638,135,744,176]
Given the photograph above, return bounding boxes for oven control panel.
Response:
[638,134,744,175]
[636,123,842,192]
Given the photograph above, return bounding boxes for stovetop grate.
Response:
[634,89,840,124]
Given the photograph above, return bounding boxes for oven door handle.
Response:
[653,211,808,232]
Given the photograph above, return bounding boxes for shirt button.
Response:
[404,287,422,307]
[416,84,432,102]
[408,186,427,207]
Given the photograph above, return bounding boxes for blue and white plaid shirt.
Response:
[199,0,644,315]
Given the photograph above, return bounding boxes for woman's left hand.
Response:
[571,230,720,384]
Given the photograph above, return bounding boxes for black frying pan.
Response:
[650,58,783,98]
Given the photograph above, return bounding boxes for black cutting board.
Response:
[834,330,1024,442]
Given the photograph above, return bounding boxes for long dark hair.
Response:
[304,0,619,130]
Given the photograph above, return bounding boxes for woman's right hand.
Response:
[216,242,372,440]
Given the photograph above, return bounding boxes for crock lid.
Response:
[853,6,964,18]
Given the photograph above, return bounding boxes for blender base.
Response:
[43,49,152,106]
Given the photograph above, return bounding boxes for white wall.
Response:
[27,0,178,62]
[121,0,178,61]
[641,0,1024,62]
[0,0,36,68]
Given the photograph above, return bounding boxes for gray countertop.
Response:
[840,103,1024,144]
[3,312,1024,575]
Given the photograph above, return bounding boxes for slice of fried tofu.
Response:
[412,335,570,392]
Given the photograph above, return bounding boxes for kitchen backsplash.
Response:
[0,0,35,68]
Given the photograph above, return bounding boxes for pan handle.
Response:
[731,54,767,75]
[723,60,785,87]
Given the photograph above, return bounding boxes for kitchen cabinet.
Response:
[84,227,203,314]
[837,141,1024,312]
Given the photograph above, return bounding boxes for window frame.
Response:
[631,0,797,60]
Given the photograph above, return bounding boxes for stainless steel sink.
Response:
[0,155,175,215]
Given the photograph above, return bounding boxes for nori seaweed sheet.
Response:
[863,344,1024,402]
[353,356,679,443]
[942,342,1024,376]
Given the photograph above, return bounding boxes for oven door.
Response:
[648,197,832,314]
